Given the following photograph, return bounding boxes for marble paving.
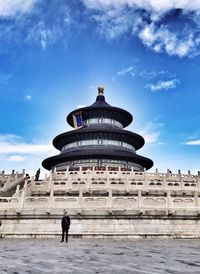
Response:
[0,238,200,273]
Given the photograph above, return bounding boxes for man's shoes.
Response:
[61,240,64,242]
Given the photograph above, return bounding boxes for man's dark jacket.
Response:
[61,215,70,229]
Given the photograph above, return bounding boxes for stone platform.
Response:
[0,239,200,273]
[1,167,200,238]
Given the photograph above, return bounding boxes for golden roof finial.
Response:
[98,86,104,95]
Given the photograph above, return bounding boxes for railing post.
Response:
[48,172,52,193]
[167,190,174,215]
[144,168,148,192]
[194,191,200,213]
[47,183,54,214]
[14,185,20,197]
[138,189,143,214]
[77,189,83,214]
[108,188,112,209]
[17,180,28,213]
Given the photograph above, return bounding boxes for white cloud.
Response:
[7,155,25,162]
[91,8,133,40]
[1,0,200,56]
[84,0,200,12]
[146,79,179,91]
[186,131,200,141]
[0,73,12,84]
[140,70,166,80]
[137,120,164,144]
[25,95,32,100]
[139,24,195,58]
[139,25,155,46]
[26,21,60,50]
[76,105,86,109]
[143,131,160,144]
[0,134,58,176]
[0,141,54,155]
[185,140,200,145]
[0,2,72,50]
[83,0,200,57]
[0,0,37,17]
[117,66,134,75]
[0,134,22,142]
[0,134,56,155]
[2,0,200,56]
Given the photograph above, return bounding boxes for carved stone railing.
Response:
[0,170,26,197]
[1,168,200,216]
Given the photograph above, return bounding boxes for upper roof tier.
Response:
[67,87,133,128]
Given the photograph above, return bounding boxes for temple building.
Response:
[42,86,153,171]
[1,86,200,239]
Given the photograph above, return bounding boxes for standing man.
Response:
[61,211,70,242]
[35,168,40,181]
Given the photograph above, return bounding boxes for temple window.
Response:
[84,118,123,128]
[61,139,135,151]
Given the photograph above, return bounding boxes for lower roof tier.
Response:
[42,148,153,171]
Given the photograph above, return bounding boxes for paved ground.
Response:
[0,238,200,273]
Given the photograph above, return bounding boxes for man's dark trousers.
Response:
[61,227,69,242]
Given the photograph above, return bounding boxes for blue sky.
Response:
[1,0,200,176]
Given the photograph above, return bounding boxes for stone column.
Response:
[167,190,174,215]
[108,188,112,209]
[44,173,48,181]
[155,168,158,180]
[29,176,34,191]
[78,189,83,214]
[138,189,143,214]
[197,172,200,192]
[180,172,184,192]
[194,191,200,214]
[167,169,171,178]
[65,168,68,179]
[48,172,52,193]
[17,180,28,213]
[144,168,148,192]
[163,173,167,191]
[47,182,54,214]
[14,185,20,197]
[46,170,53,214]
[1,170,5,183]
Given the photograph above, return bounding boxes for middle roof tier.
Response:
[53,126,145,151]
